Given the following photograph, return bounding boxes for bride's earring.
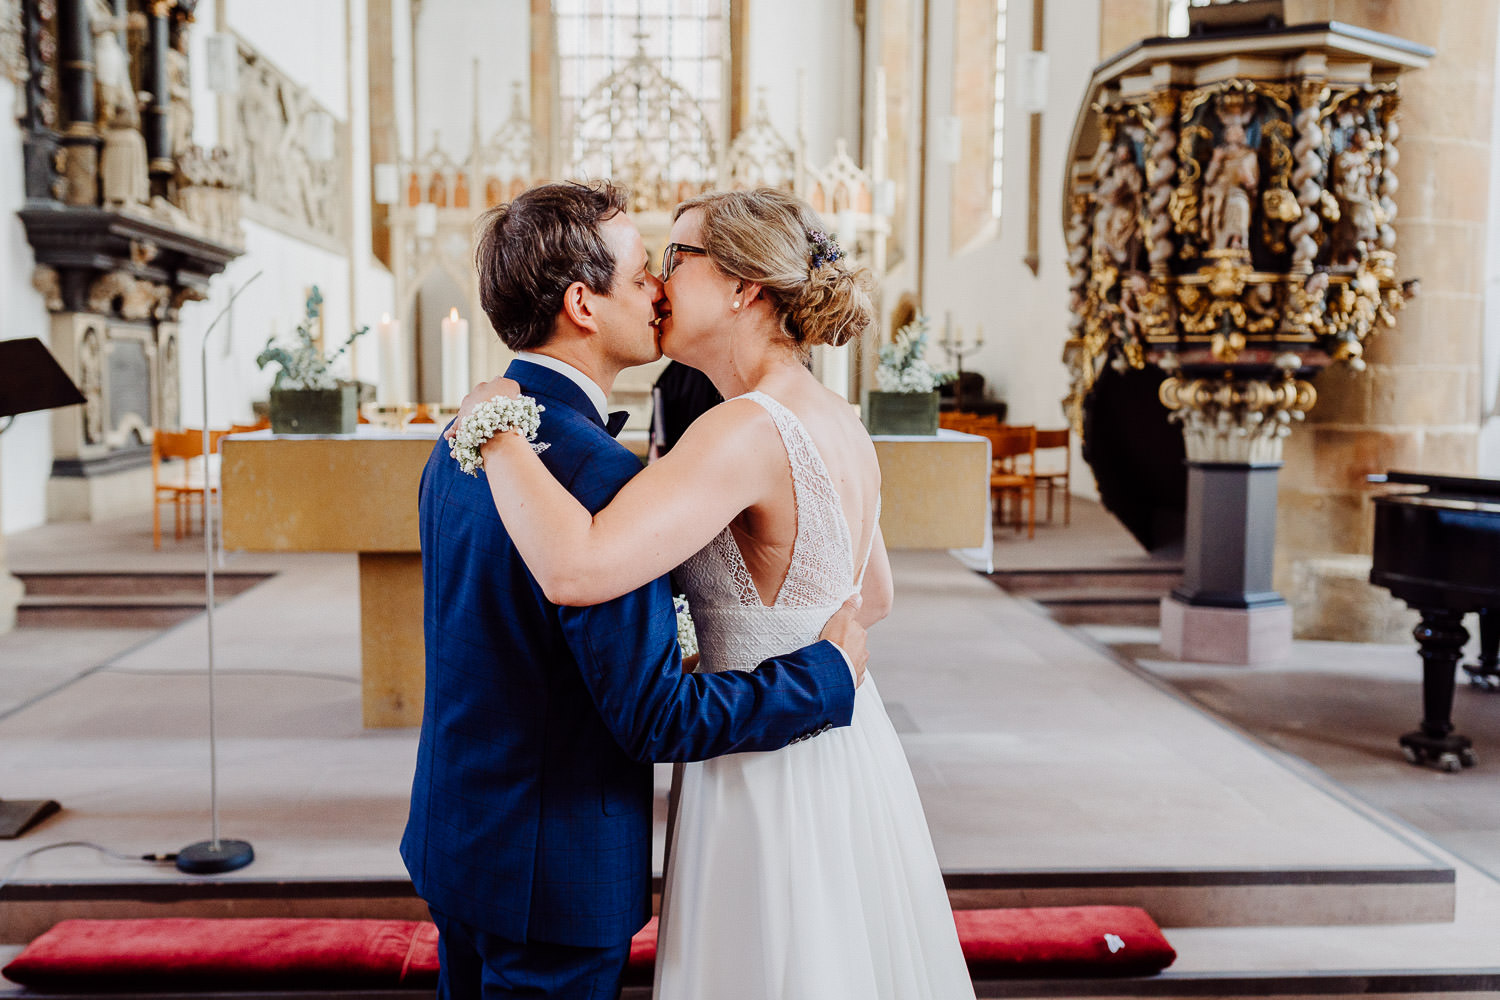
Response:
[732,300,740,310]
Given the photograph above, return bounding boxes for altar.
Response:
[872,430,991,559]
[220,427,439,728]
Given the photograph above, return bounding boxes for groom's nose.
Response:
[649,272,665,300]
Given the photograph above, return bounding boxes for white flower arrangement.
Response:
[875,315,957,394]
[673,594,699,658]
[449,396,548,476]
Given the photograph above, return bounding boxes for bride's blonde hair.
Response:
[673,188,875,351]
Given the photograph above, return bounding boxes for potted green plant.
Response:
[863,314,956,436]
[256,287,368,435]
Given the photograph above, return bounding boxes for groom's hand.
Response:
[819,595,868,688]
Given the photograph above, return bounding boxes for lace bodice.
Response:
[673,391,877,673]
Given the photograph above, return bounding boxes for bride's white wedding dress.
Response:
[654,391,975,1000]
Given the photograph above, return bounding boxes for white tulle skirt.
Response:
[653,674,976,1000]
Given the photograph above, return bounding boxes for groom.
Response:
[402,181,866,1000]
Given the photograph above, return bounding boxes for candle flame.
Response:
[449,308,460,322]
[381,312,392,324]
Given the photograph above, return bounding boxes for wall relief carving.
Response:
[230,39,345,247]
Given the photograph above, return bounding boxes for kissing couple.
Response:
[402,181,975,999]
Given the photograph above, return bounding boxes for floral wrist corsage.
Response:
[449,396,547,476]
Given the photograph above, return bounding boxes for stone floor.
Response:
[1,502,1498,988]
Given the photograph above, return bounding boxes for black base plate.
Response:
[176,839,255,874]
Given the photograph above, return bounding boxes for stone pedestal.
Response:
[1160,461,1293,663]
[1160,597,1293,664]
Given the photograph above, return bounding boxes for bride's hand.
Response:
[444,376,522,440]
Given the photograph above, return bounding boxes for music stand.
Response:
[0,338,84,838]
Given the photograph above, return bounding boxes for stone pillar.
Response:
[1158,371,1313,663]
[58,0,100,206]
[1276,1,1497,641]
[145,2,174,184]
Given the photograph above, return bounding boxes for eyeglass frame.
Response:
[660,243,708,281]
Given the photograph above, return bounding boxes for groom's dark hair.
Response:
[475,181,631,351]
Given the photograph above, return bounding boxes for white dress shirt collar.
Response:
[514,351,610,423]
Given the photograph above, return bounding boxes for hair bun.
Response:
[788,262,875,348]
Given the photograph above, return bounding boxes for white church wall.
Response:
[747,0,862,167]
[225,0,348,113]
[171,0,399,430]
[0,78,53,534]
[916,0,1100,496]
[414,0,530,161]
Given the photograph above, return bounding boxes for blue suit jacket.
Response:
[401,359,856,948]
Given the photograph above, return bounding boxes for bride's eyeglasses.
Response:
[660,243,708,281]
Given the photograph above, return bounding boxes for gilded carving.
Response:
[1159,364,1317,463]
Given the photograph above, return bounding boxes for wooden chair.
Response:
[1034,427,1072,525]
[152,428,231,549]
[981,424,1037,539]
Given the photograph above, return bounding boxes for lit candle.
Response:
[377,313,407,404]
[441,307,470,404]
[975,323,985,350]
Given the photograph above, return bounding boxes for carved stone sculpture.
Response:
[1092,144,1143,268]
[1330,127,1380,266]
[1200,112,1259,251]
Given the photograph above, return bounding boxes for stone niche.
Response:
[16,0,243,521]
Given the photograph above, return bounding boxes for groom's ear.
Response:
[561,280,599,333]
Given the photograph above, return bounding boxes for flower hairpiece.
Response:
[808,229,845,270]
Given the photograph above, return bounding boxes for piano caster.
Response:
[1399,732,1477,772]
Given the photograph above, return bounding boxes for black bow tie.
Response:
[606,410,630,437]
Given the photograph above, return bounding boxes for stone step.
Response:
[13,573,272,629]
[15,572,270,599]
[988,568,1183,596]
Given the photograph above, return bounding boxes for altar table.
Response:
[220,427,439,728]
[872,430,991,565]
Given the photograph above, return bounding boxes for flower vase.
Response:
[863,390,940,436]
[269,384,357,435]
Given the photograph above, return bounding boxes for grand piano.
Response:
[1369,471,1500,772]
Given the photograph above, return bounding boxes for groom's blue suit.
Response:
[402,360,856,969]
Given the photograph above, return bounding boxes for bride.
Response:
[454,188,974,999]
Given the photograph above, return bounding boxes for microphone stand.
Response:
[176,272,262,875]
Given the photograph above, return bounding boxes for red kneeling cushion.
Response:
[955,905,1176,977]
[2,918,439,990]
[3,907,1173,989]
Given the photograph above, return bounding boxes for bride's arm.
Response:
[478,398,781,606]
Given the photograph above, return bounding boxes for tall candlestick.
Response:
[377,313,407,404]
[441,307,470,405]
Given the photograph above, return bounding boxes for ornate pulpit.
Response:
[14,0,244,521]
[1063,16,1431,661]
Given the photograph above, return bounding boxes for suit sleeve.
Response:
[558,574,855,763]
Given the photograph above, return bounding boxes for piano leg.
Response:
[1462,607,1500,692]
[1400,609,1477,772]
